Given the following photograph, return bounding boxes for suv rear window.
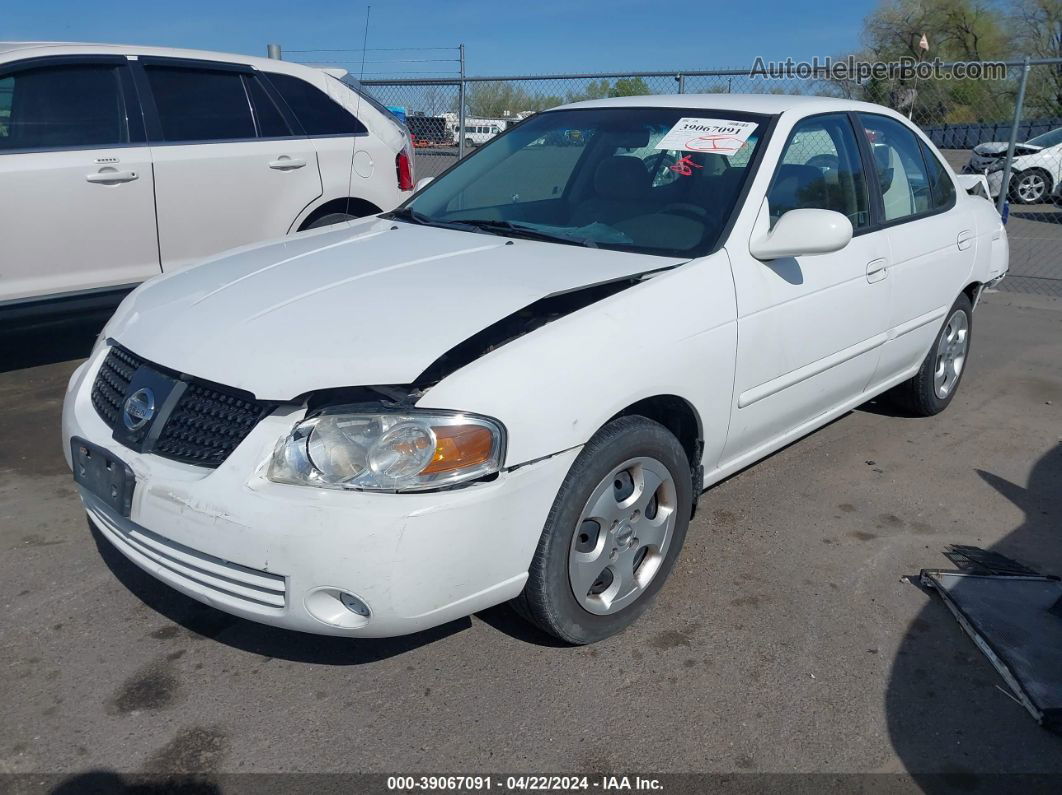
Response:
[265,73,366,136]
[145,66,256,142]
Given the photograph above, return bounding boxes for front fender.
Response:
[417,250,739,470]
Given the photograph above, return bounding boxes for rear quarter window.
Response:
[265,73,366,136]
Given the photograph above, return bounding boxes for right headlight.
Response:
[267,406,505,492]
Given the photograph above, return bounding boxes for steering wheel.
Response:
[806,154,839,174]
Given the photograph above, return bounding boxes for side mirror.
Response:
[749,206,852,260]
[414,176,435,192]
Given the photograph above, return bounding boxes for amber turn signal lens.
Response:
[421,424,495,474]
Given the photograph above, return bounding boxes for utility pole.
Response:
[266,43,281,60]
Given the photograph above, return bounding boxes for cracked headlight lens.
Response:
[267,407,505,492]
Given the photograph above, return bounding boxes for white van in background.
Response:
[458,118,507,147]
[0,42,414,328]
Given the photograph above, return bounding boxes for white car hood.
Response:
[107,218,681,400]
[973,141,1042,156]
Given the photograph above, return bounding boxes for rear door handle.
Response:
[957,230,975,251]
[85,170,138,184]
[268,157,307,170]
[866,258,888,283]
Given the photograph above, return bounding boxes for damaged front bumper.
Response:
[62,349,579,637]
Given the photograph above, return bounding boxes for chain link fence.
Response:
[343,60,1062,297]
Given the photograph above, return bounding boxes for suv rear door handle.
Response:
[86,170,138,184]
[866,258,888,283]
[268,157,307,170]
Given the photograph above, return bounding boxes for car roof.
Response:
[553,92,900,118]
[0,41,310,74]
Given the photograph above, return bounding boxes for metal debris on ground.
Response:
[921,545,1062,733]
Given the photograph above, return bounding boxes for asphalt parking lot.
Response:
[1,289,1060,786]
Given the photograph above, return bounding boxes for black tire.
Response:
[1008,168,1051,204]
[511,416,694,645]
[305,212,358,230]
[886,292,973,416]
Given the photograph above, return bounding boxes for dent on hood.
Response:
[301,268,673,411]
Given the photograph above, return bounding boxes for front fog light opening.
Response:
[305,587,372,629]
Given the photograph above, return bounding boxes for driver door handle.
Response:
[866,258,888,283]
[268,157,307,170]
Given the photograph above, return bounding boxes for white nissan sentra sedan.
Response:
[62,95,1008,644]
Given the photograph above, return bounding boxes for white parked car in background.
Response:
[0,42,413,327]
[63,94,1007,644]
[965,126,1062,204]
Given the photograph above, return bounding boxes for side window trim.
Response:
[252,71,304,136]
[241,74,293,139]
[0,56,144,154]
[765,111,873,234]
[854,112,957,230]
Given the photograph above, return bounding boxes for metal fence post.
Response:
[458,44,467,159]
[997,56,1031,215]
[676,74,685,94]
[266,43,282,60]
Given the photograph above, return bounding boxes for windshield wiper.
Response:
[455,219,599,248]
[383,207,479,232]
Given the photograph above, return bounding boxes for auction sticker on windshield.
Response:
[655,117,758,155]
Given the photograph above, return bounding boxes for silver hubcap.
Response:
[1017,174,1045,202]
[934,309,968,399]
[568,457,677,616]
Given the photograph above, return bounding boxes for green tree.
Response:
[609,76,651,97]
[1007,0,1062,116]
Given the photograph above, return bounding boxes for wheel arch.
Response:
[609,394,705,514]
[296,197,383,231]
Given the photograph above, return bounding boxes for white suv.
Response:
[0,42,414,326]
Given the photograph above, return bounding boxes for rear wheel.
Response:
[886,293,973,416]
[512,416,693,645]
[1009,168,1051,204]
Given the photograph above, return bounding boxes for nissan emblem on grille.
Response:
[122,388,156,431]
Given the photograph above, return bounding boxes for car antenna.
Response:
[349,4,372,219]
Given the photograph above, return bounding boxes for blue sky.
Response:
[3,0,878,76]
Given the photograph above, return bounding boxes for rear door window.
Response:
[920,140,956,211]
[0,63,128,151]
[264,73,366,136]
[859,114,935,222]
[145,65,256,142]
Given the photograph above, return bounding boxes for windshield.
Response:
[402,107,769,257]
[1027,127,1062,149]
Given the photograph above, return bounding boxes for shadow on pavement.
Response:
[885,444,1062,786]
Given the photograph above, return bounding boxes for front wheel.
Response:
[886,292,973,416]
[512,416,693,645]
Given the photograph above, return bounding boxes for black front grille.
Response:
[154,382,269,466]
[90,346,144,427]
[91,345,271,468]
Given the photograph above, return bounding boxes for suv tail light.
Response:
[396,147,414,192]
